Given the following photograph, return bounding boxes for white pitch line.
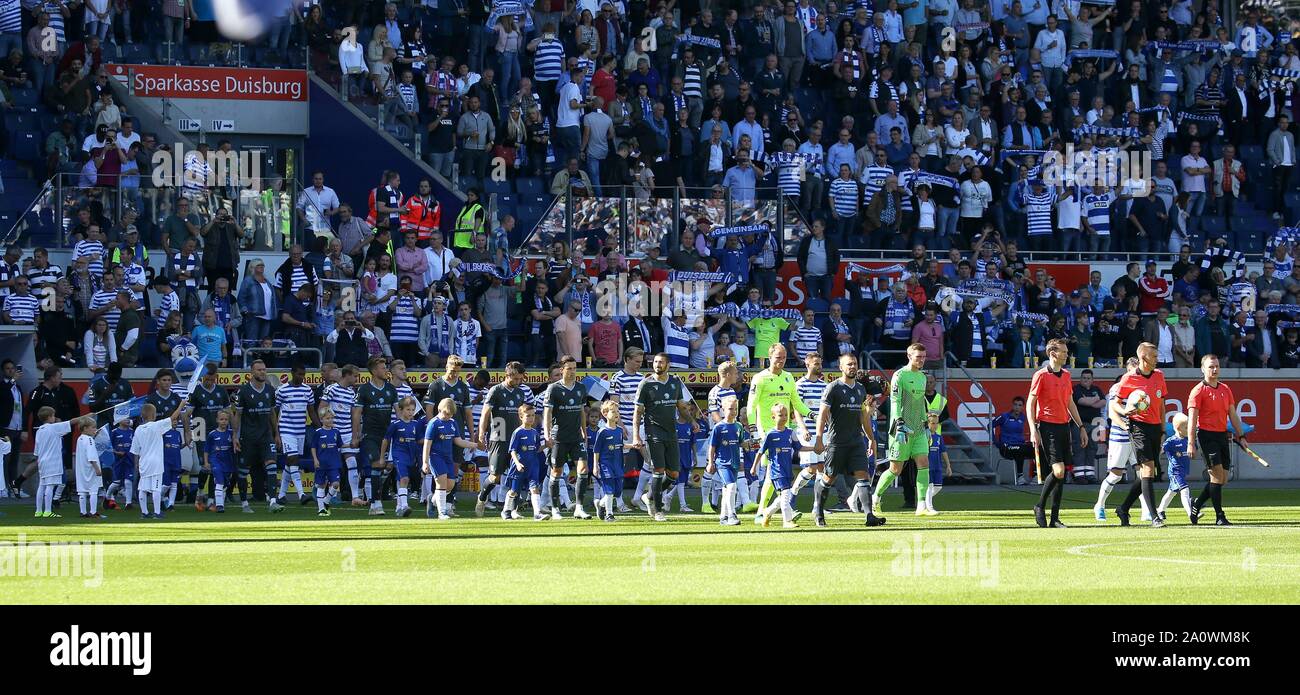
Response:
[1064,539,1300,568]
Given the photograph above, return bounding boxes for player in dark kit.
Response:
[353,356,398,516]
[475,361,532,516]
[543,356,590,519]
[1186,355,1248,525]
[423,355,473,507]
[631,352,699,522]
[188,362,230,511]
[231,359,279,511]
[1026,339,1088,528]
[812,353,886,528]
[1112,342,1169,528]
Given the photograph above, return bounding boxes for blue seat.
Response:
[9,88,37,107]
[832,298,851,313]
[0,159,23,177]
[187,43,212,64]
[119,44,151,64]
[9,132,39,164]
[516,176,544,197]
[4,111,34,134]
[806,298,829,314]
[484,178,513,195]
[4,180,39,202]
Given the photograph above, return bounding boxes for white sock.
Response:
[347,465,360,499]
[779,490,793,523]
[1138,493,1151,518]
[791,469,814,494]
[736,476,753,505]
[675,480,687,507]
[166,483,178,506]
[215,484,226,507]
[89,493,98,515]
[421,475,433,502]
[1097,471,1122,507]
[1180,487,1193,516]
[105,482,119,501]
[397,486,408,510]
[278,473,290,499]
[699,473,712,506]
[316,486,327,511]
[138,485,148,511]
[557,477,571,506]
[723,483,736,518]
[78,493,88,515]
[530,491,543,514]
[53,483,64,500]
[436,489,448,516]
[124,478,134,504]
[504,492,518,514]
[291,468,306,498]
[927,484,942,511]
[1157,488,1176,514]
[152,486,163,514]
[632,470,649,500]
[364,478,372,500]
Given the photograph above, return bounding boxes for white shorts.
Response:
[138,474,162,492]
[281,434,306,457]
[76,465,102,494]
[1106,439,1136,471]
[39,473,63,487]
[798,432,827,466]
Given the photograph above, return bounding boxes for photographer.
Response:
[202,206,244,293]
[327,310,373,368]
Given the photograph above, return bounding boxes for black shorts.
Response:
[1037,421,1073,466]
[1129,421,1163,465]
[241,435,275,469]
[550,441,587,469]
[360,436,384,472]
[1197,430,1232,471]
[623,446,643,473]
[488,441,512,476]
[645,434,681,473]
[825,439,868,477]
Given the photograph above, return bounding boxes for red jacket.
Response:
[591,68,616,108]
[1137,274,1171,315]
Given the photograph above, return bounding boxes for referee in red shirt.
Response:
[1113,342,1169,527]
[1187,354,1248,525]
[1026,339,1088,528]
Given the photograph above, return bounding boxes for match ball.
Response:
[1126,389,1150,412]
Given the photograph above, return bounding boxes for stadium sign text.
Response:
[110,64,308,102]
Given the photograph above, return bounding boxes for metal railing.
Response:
[20,173,333,252]
[944,351,998,480]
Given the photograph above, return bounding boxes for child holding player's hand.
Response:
[1158,413,1194,523]
[752,403,802,529]
[310,407,345,517]
[707,397,745,526]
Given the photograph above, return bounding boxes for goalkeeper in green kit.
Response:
[747,344,811,518]
[873,343,937,517]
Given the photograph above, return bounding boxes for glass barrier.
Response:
[35,173,324,252]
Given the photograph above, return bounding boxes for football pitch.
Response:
[2,486,1299,604]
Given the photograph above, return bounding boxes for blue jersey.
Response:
[709,421,744,468]
[386,418,426,465]
[110,427,134,471]
[311,427,343,470]
[1163,435,1190,486]
[423,416,462,463]
[162,429,183,472]
[927,431,946,469]
[993,411,1027,447]
[509,427,541,466]
[676,422,696,469]
[760,428,801,486]
[205,429,234,471]
[592,426,624,481]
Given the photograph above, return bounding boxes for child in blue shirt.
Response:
[204,409,239,512]
[505,403,546,521]
[422,396,477,520]
[663,413,698,513]
[105,417,135,510]
[1158,413,1194,523]
[310,407,344,517]
[752,403,802,529]
[923,412,950,515]
[383,396,427,518]
[591,402,633,522]
[706,396,745,526]
[160,427,184,517]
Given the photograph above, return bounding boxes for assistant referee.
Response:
[1187,354,1248,526]
[1026,339,1087,528]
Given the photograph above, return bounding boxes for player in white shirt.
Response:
[1094,358,1152,521]
[131,401,188,519]
[32,407,74,518]
[324,366,362,503]
[73,418,105,518]
[273,363,318,506]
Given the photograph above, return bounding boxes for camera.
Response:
[863,374,886,397]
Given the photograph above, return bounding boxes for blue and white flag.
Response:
[705,303,803,320]
[670,271,738,284]
[1073,124,1142,140]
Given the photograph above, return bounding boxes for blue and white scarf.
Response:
[1064,49,1120,69]
[1073,124,1142,140]
[670,271,738,284]
[704,303,803,321]
[1149,40,1219,53]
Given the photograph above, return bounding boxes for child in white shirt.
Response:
[33,407,73,518]
[74,417,105,518]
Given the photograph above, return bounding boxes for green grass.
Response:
[2,487,1299,604]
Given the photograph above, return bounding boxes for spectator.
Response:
[993,397,1034,485]
[1194,299,1231,364]
[279,284,318,349]
[114,290,140,367]
[395,231,428,293]
[191,308,227,367]
[1266,115,1295,221]
[237,259,279,344]
[796,219,839,301]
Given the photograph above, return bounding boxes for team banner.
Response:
[1177,111,1222,127]
[677,34,722,49]
[1073,124,1142,140]
[459,261,521,281]
[1010,311,1049,325]
[669,271,738,284]
[110,63,308,101]
[1149,40,1219,53]
[708,223,771,239]
[1064,49,1120,68]
[1265,304,1300,314]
